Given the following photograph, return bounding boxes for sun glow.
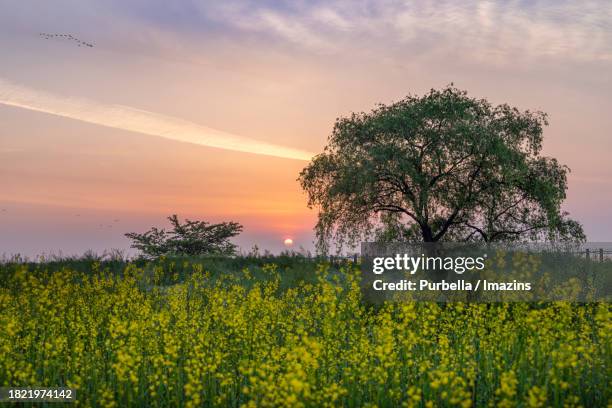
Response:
[283,238,293,246]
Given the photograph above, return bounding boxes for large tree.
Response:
[299,86,584,252]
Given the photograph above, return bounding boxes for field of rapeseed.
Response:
[0,259,609,407]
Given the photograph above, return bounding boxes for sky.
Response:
[1,0,611,257]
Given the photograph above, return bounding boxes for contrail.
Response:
[0,78,314,161]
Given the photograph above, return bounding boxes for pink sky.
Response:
[1,1,611,256]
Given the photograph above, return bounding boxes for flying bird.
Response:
[39,33,94,48]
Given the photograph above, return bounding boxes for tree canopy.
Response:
[299,86,584,252]
[125,215,243,258]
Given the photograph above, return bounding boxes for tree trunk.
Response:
[421,224,435,242]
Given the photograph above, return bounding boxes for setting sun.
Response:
[283,238,293,246]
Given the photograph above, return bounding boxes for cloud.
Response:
[4,1,610,70]
[0,78,314,161]
[256,10,335,52]
[198,0,612,62]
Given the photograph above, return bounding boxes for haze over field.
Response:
[1,0,611,256]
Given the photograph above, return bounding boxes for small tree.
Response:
[299,86,585,252]
[125,215,243,258]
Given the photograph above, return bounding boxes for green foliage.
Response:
[125,214,243,258]
[0,260,609,407]
[300,85,585,252]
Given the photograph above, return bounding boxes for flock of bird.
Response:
[72,215,120,229]
[97,218,121,229]
[39,33,94,48]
